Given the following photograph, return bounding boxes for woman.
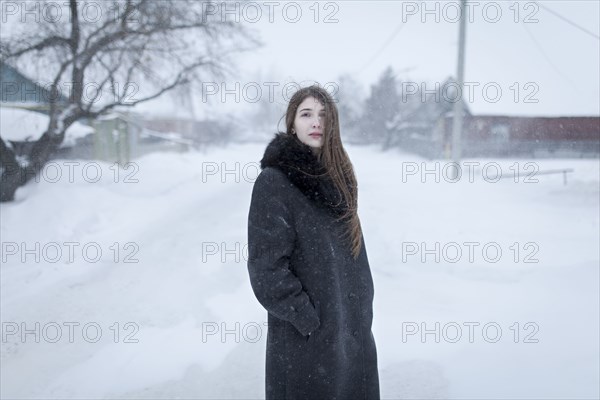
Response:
[247,85,380,399]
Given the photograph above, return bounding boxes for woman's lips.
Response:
[309,133,323,138]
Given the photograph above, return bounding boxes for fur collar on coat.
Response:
[260,132,349,219]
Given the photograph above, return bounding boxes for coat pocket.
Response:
[305,332,312,343]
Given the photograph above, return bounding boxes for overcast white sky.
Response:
[150,0,599,120]
[4,1,594,119]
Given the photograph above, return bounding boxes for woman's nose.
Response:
[313,116,322,127]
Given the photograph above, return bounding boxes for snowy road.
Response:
[1,142,598,399]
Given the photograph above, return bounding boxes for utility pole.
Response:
[450,0,467,178]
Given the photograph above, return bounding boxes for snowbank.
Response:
[0,106,94,148]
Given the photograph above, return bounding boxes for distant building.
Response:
[0,61,68,113]
[143,117,233,146]
[439,115,600,158]
[1,62,231,163]
[390,77,470,158]
[390,77,600,158]
[0,61,94,161]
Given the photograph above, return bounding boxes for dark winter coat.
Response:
[247,132,380,400]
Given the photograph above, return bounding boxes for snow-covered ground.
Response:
[1,106,94,148]
[1,141,598,399]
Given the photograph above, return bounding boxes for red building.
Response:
[440,115,600,157]
[392,77,599,158]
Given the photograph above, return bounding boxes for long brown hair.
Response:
[284,85,363,260]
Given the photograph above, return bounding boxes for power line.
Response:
[521,22,581,93]
[534,1,600,40]
[354,13,413,76]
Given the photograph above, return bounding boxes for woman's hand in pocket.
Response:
[305,331,313,342]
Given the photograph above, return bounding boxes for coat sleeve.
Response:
[247,168,320,336]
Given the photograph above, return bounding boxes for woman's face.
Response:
[293,96,325,151]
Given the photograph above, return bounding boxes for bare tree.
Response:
[0,0,259,201]
[360,66,401,147]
